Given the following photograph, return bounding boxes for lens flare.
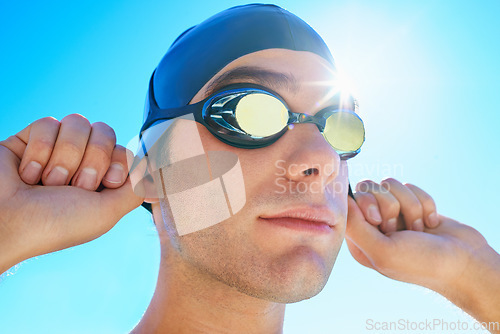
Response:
[306,61,359,114]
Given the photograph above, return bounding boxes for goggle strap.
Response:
[348,182,355,200]
[142,101,204,133]
[142,69,207,135]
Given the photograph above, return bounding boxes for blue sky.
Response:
[0,0,499,333]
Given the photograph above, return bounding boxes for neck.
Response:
[131,242,286,334]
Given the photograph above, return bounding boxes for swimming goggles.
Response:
[140,73,365,160]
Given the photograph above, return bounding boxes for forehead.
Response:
[191,49,338,105]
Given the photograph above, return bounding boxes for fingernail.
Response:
[75,167,97,190]
[22,161,42,184]
[413,218,424,231]
[104,163,125,184]
[387,218,397,231]
[428,212,438,227]
[367,204,382,223]
[45,166,69,185]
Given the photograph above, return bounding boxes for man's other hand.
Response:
[0,115,144,274]
[345,178,500,328]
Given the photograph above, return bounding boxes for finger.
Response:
[346,196,390,255]
[353,190,382,226]
[101,144,128,189]
[405,183,439,228]
[41,114,91,186]
[17,117,61,185]
[0,135,26,163]
[345,238,374,269]
[380,178,424,232]
[98,178,145,231]
[356,180,401,233]
[0,144,24,184]
[71,122,116,191]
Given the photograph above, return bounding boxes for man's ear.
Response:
[127,154,163,206]
[134,173,159,214]
[142,173,161,204]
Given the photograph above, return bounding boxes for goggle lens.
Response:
[323,111,365,154]
[235,93,289,137]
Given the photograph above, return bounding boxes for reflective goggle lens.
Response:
[235,93,288,137]
[323,111,365,153]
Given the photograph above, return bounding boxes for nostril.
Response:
[303,168,319,176]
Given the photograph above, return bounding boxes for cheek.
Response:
[152,122,250,236]
[324,161,349,226]
[333,160,349,193]
[195,122,278,193]
[158,198,238,256]
[196,122,234,152]
[340,161,349,206]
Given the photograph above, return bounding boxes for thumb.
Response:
[346,196,388,255]
[97,177,145,230]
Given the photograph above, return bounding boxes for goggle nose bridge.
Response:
[287,111,326,132]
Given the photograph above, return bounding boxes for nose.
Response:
[278,123,341,188]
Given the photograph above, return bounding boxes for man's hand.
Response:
[0,115,144,274]
[346,178,500,329]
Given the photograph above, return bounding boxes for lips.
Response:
[259,207,336,233]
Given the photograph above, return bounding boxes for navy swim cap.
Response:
[143,3,335,125]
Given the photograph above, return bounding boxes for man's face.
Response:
[154,49,349,303]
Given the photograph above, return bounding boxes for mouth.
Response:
[259,207,336,234]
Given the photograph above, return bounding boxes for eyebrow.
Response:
[204,66,300,97]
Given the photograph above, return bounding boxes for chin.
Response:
[246,272,329,304]
[278,249,335,302]
[236,246,337,304]
[268,282,327,304]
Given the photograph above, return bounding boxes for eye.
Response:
[234,93,288,137]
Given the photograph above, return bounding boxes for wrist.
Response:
[442,244,500,324]
[0,233,29,276]
[0,249,17,275]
